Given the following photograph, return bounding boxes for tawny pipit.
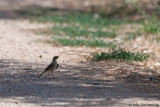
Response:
[38,56,59,78]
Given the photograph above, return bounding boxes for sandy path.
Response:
[0,19,160,107]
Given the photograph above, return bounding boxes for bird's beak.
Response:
[56,56,59,59]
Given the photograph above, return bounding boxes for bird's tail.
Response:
[37,71,45,78]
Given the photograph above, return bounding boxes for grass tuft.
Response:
[92,47,150,62]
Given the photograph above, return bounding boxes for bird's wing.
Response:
[56,64,59,69]
[44,63,54,71]
[37,62,55,78]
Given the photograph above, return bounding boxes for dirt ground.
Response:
[0,0,160,107]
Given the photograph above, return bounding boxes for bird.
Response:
[37,56,59,78]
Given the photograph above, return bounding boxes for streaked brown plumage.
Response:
[38,56,59,78]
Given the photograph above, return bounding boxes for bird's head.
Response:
[53,56,59,61]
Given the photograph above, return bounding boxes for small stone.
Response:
[92,82,100,85]
[15,101,19,104]
[154,62,160,66]
[39,55,42,58]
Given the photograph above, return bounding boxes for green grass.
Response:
[18,7,151,48]
[125,32,142,40]
[16,8,124,47]
[92,47,150,61]
[52,26,117,38]
[55,38,116,48]
[143,15,160,34]
[37,13,127,27]
[143,22,160,34]
[17,7,130,29]
[17,8,127,27]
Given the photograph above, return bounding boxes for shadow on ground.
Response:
[0,6,61,19]
[0,4,93,20]
[0,59,160,106]
[0,2,158,21]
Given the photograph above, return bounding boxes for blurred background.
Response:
[0,0,159,62]
[0,0,159,19]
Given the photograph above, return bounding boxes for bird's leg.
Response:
[51,72,56,79]
[48,71,50,76]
